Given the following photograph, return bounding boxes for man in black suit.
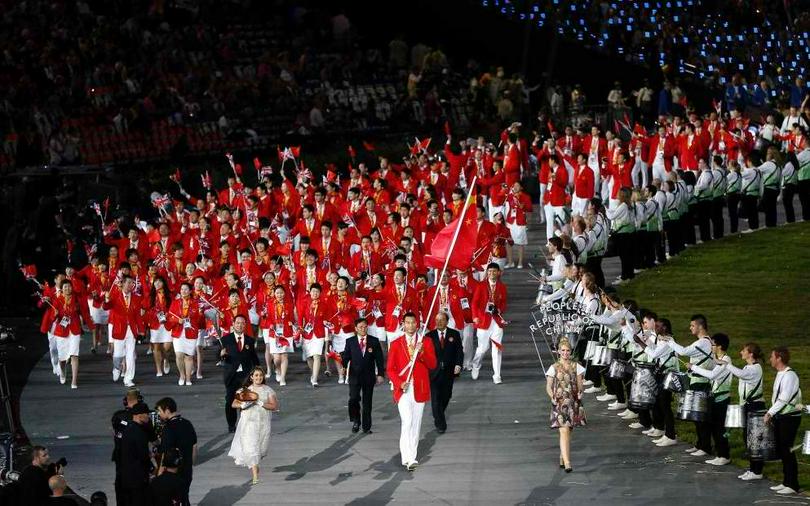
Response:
[341,318,385,434]
[427,312,464,434]
[219,315,260,432]
[119,402,153,506]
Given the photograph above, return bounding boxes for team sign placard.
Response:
[530,299,593,338]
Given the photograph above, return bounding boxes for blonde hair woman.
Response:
[545,337,586,472]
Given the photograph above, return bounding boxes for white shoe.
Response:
[684,446,698,453]
[770,484,785,491]
[628,422,645,429]
[185,380,192,386]
[279,380,287,386]
[596,394,616,402]
[706,457,730,466]
[776,487,797,495]
[70,384,77,389]
[338,377,345,385]
[607,402,626,411]
[642,428,655,436]
[178,378,185,386]
[59,371,66,385]
[123,380,134,387]
[740,472,762,481]
[516,264,524,269]
[617,409,631,416]
[655,436,678,447]
[112,369,121,382]
[163,359,171,375]
[493,376,502,384]
[583,380,594,387]
[690,450,708,457]
[647,429,665,438]
[619,412,637,420]
[276,373,282,383]
[738,471,752,479]
[652,436,666,444]
[584,386,602,394]
[156,372,163,377]
[471,366,480,380]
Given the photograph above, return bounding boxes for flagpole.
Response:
[404,175,478,384]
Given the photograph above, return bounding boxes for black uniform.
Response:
[119,421,153,506]
[427,327,464,432]
[158,415,197,505]
[221,332,260,431]
[341,334,385,432]
[111,407,133,505]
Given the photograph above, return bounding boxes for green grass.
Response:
[617,222,810,489]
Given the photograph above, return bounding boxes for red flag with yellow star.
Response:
[424,207,478,271]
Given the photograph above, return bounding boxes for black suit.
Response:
[119,422,152,506]
[221,332,260,430]
[427,327,464,431]
[341,334,385,432]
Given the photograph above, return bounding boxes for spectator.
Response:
[607,81,626,109]
[48,475,79,505]
[658,81,673,117]
[790,77,809,108]
[633,79,654,119]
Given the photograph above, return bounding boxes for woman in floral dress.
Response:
[545,337,586,472]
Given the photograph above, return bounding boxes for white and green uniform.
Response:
[588,214,609,257]
[711,166,727,199]
[645,335,679,373]
[767,367,803,417]
[695,169,713,202]
[741,165,762,197]
[726,170,741,196]
[759,160,780,192]
[572,232,591,264]
[668,336,714,387]
[725,362,764,404]
[782,160,797,188]
[663,189,680,221]
[691,354,733,402]
[591,307,626,350]
[798,148,810,182]
[607,202,635,234]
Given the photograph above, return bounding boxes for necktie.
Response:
[237,335,243,352]
[439,330,445,348]
[360,337,366,350]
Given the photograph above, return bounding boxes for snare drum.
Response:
[628,363,658,410]
[677,390,710,422]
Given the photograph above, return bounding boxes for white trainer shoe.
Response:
[706,457,730,466]
[596,394,617,402]
[628,422,645,429]
[655,436,678,447]
[583,380,594,387]
[690,450,708,457]
[770,484,785,491]
[584,386,602,394]
[776,487,797,495]
[607,402,626,411]
[740,472,762,481]
[684,446,698,453]
[647,429,665,438]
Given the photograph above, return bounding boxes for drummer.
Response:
[616,305,642,422]
[764,346,802,495]
[667,314,714,458]
[722,342,765,481]
[578,274,604,394]
[591,292,629,408]
[687,333,732,466]
[646,318,678,447]
[626,310,659,432]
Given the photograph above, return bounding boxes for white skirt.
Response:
[174,337,198,356]
[331,331,352,353]
[262,329,294,354]
[88,301,109,324]
[508,223,528,245]
[303,336,325,358]
[150,325,173,344]
[55,334,81,361]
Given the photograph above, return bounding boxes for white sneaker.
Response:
[185,380,192,386]
[493,376,503,384]
[178,378,185,386]
[123,380,134,387]
[597,394,617,402]
[112,369,121,382]
[684,446,698,453]
[583,380,594,387]
[471,366,480,380]
[607,402,626,411]
[642,428,655,436]
[740,472,762,481]
[276,373,282,383]
[738,471,752,479]
[621,411,639,420]
[617,409,631,417]
[156,372,163,377]
[70,384,77,390]
[776,487,797,495]
[648,429,665,438]
[706,457,730,466]
[279,380,287,386]
[770,484,785,491]
[163,359,171,375]
[652,436,666,444]
[690,450,708,457]
[655,436,678,447]
[628,422,645,429]
[584,386,602,394]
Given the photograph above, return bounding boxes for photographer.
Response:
[155,397,197,505]
[18,445,59,505]
[48,475,79,505]
[148,448,186,506]
[111,388,142,505]
[119,402,154,506]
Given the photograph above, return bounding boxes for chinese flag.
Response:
[424,206,477,271]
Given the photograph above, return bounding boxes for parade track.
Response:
[18,216,810,504]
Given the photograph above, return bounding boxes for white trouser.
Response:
[652,161,667,184]
[397,387,424,466]
[543,204,565,239]
[113,329,137,383]
[47,329,59,374]
[462,323,475,369]
[571,196,588,217]
[472,322,503,380]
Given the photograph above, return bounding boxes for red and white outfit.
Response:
[146,292,172,344]
[296,296,333,358]
[384,283,418,342]
[505,190,533,246]
[43,294,91,362]
[386,333,437,467]
[470,279,508,383]
[103,291,144,384]
[167,296,203,356]
[264,299,295,354]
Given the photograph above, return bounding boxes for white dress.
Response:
[228,384,275,468]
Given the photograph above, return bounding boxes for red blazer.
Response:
[145,292,171,330]
[451,275,479,323]
[424,284,468,329]
[166,297,204,339]
[103,291,144,340]
[42,295,91,337]
[355,286,388,327]
[471,280,508,330]
[645,134,675,171]
[296,295,335,338]
[505,191,533,226]
[384,283,419,332]
[349,250,384,280]
[264,298,295,337]
[573,164,595,199]
[386,335,437,403]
